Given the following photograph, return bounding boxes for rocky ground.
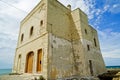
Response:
[0,74,99,80]
[98,69,120,80]
[0,70,120,80]
[0,74,39,80]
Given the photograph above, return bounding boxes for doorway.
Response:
[37,49,42,73]
[89,60,94,76]
[26,52,34,73]
[17,54,21,72]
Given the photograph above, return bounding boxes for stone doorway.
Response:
[26,52,34,73]
[17,54,21,73]
[37,49,42,73]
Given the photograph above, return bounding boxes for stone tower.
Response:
[13,0,106,79]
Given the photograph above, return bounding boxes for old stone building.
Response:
[13,0,106,79]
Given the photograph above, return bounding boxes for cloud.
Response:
[0,33,17,48]
[0,0,41,39]
[59,0,96,19]
[0,0,40,69]
[89,0,120,64]
[104,0,120,14]
[74,0,96,19]
[0,47,15,69]
[98,29,120,58]
[0,32,17,69]
[109,4,120,13]
[13,0,40,12]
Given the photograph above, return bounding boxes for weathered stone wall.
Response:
[47,0,71,41]
[47,1,74,79]
[48,33,73,79]
[71,9,89,76]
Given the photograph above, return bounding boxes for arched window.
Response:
[94,38,97,47]
[21,34,24,42]
[30,26,34,36]
[40,20,43,26]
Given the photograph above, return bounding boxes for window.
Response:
[87,44,90,51]
[21,34,24,42]
[89,60,93,76]
[18,54,21,58]
[30,26,34,36]
[85,29,87,34]
[40,20,43,26]
[94,38,97,47]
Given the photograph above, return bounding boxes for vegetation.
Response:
[9,73,22,75]
[39,75,45,80]
[34,75,45,80]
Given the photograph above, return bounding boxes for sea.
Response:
[0,69,12,75]
[106,66,120,69]
[0,66,120,75]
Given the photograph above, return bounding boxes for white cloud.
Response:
[58,0,76,9]
[104,5,110,11]
[98,29,120,58]
[95,9,101,16]
[74,0,96,19]
[104,0,120,14]
[0,0,40,69]
[0,0,41,37]
[109,4,120,13]
[59,0,96,19]
[0,47,15,69]
[13,0,40,12]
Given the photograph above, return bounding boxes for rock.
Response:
[112,72,120,80]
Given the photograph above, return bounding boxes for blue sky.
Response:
[0,0,120,69]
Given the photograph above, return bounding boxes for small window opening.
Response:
[19,54,21,58]
[85,29,87,34]
[40,20,43,26]
[89,60,94,76]
[87,44,90,51]
[30,26,34,36]
[94,38,97,47]
[21,34,24,42]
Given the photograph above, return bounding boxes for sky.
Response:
[0,0,120,69]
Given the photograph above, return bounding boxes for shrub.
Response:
[39,75,45,80]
